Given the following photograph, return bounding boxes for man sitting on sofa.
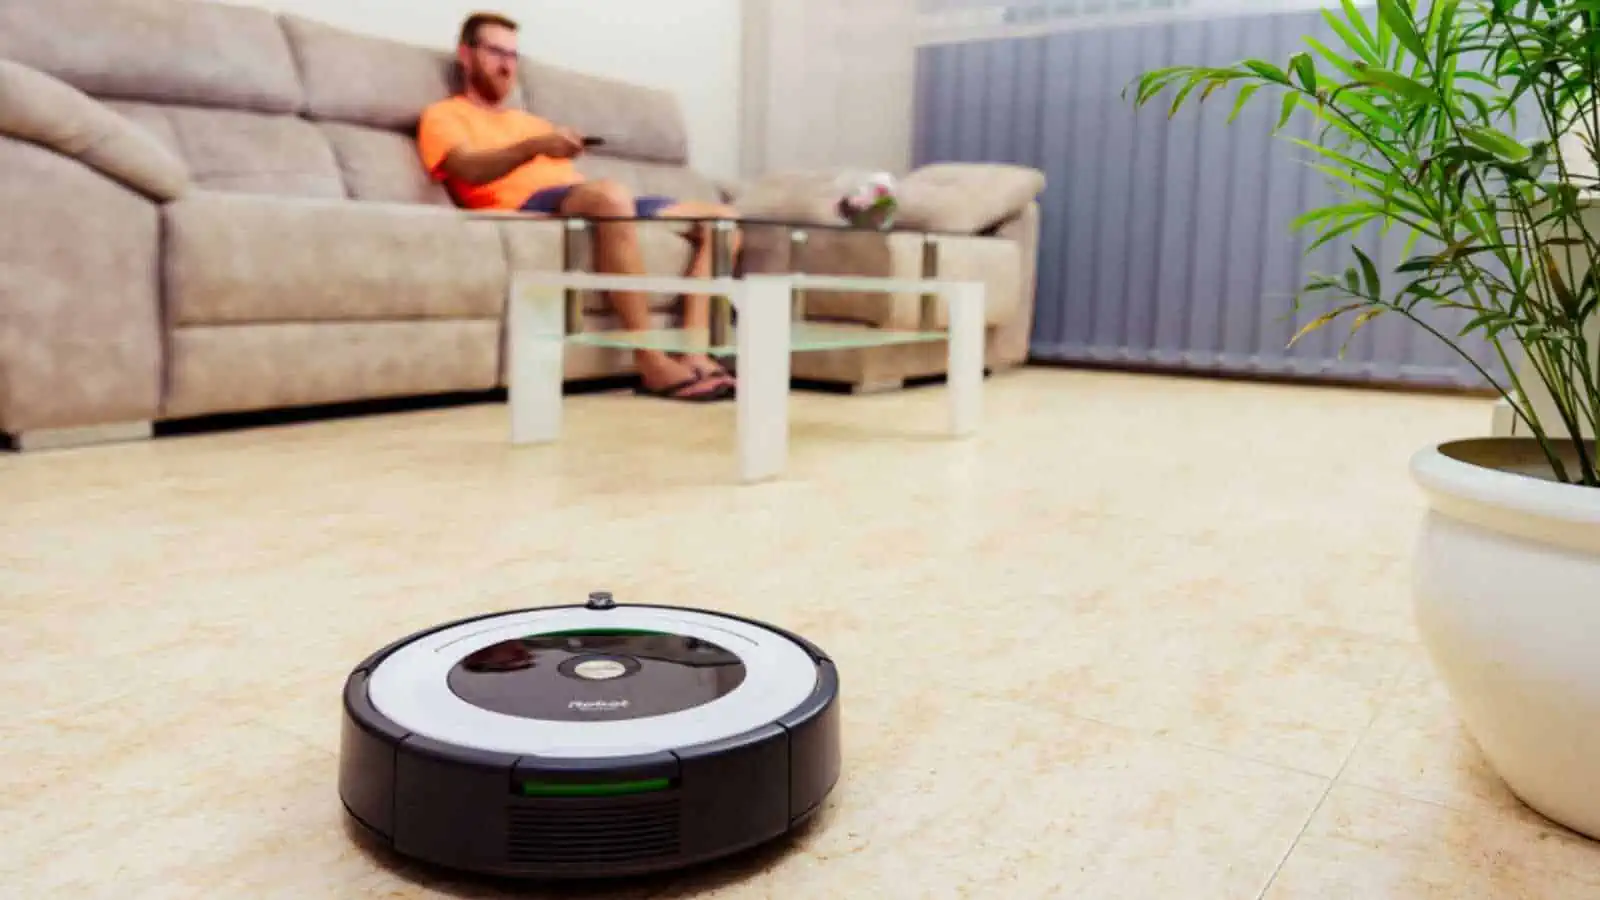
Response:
[418,12,740,402]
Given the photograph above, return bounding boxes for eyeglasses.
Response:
[471,41,518,62]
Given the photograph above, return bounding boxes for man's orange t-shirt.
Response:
[417,96,582,211]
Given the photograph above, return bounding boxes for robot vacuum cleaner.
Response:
[339,591,841,880]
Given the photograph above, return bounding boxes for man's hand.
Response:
[524,128,585,159]
[438,126,586,187]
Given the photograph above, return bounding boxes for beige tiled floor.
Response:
[5,366,1600,898]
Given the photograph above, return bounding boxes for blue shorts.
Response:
[521,185,676,218]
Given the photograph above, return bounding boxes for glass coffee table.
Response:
[497,215,986,483]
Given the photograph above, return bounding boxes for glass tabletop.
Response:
[471,211,971,239]
[560,321,947,357]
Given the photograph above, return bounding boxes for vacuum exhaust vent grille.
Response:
[506,798,682,866]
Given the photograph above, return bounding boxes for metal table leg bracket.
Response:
[789,227,809,322]
[562,218,589,335]
[709,218,738,348]
[919,234,941,332]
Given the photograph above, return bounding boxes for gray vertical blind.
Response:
[914,6,1512,390]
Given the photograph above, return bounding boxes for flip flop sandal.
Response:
[690,362,735,384]
[635,374,733,403]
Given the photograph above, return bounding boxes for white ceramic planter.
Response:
[1411,437,1600,837]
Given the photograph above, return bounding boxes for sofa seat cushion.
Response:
[0,0,304,115]
[163,320,500,420]
[498,215,565,276]
[164,192,520,325]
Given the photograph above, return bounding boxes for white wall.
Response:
[213,0,743,180]
[740,0,917,178]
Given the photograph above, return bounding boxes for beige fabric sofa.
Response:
[0,0,1044,450]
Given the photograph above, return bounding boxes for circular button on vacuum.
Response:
[573,658,628,680]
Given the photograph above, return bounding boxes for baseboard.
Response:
[1490,398,1520,437]
[9,421,153,452]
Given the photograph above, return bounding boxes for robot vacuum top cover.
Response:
[365,599,822,758]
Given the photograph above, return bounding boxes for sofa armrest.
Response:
[895,163,1046,235]
[0,59,189,202]
[732,163,1046,236]
[731,168,862,225]
[989,201,1041,368]
[0,135,164,435]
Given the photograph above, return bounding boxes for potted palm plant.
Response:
[1131,0,1600,837]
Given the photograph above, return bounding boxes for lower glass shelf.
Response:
[562,322,949,356]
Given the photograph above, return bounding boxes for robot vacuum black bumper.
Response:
[338,596,841,880]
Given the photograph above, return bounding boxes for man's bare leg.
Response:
[658,202,744,385]
[557,182,724,398]
[671,221,730,386]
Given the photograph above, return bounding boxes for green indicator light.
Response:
[518,778,674,797]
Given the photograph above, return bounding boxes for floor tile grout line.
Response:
[1159,726,1362,781]
[999,701,1358,783]
[1253,776,1336,900]
[970,675,1388,780]
[1252,676,1390,900]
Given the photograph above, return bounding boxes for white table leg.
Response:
[508,274,566,445]
[945,281,985,436]
[736,277,793,482]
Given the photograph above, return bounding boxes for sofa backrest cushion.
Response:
[280,14,457,132]
[0,0,304,115]
[520,60,688,166]
[278,14,535,206]
[107,102,347,199]
[317,122,453,206]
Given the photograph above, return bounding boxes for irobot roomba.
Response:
[338,592,841,880]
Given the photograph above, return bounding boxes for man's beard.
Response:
[469,68,510,103]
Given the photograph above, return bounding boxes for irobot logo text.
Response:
[568,699,630,711]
